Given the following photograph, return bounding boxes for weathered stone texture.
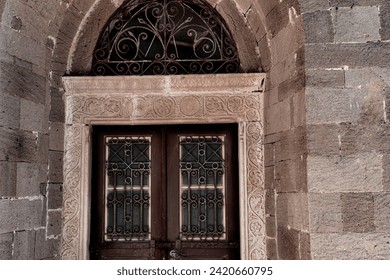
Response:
[303,10,334,43]
[380,5,390,41]
[275,157,307,193]
[0,233,13,260]
[0,198,44,234]
[0,93,20,130]
[306,42,390,68]
[306,88,366,125]
[277,193,309,230]
[0,127,39,162]
[47,184,63,210]
[20,99,47,133]
[47,210,61,237]
[342,193,375,232]
[34,229,60,260]
[308,153,383,193]
[374,193,390,232]
[0,161,16,197]
[307,124,341,156]
[329,0,388,7]
[48,151,64,183]
[277,226,299,260]
[311,233,390,259]
[13,230,36,260]
[332,7,381,43]
[306,69,345,88]
[16,163,47,197]
[49,122,65,151]
[0,61,46,105]
[309,193,342,233]
[300,0,330,14]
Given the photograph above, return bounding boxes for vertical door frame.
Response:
[61,73,266,260]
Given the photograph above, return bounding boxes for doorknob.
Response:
[169,249,186,260]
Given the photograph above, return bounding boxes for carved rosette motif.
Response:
[67,94,262,124]
[62,74,266,260]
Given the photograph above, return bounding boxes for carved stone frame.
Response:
[61,73,266,259]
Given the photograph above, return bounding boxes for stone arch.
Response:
[65,0,263,74]
[52,0,307,260]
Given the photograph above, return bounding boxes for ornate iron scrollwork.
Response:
[92,0,240,75]
[179,136,226,240]
[105,136,151,241]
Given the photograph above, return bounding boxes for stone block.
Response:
[274,126,306,163]
[270,21,303,66]
[0,161,16,197]
[306,87,366,125]
[332,7,380,43]
[299,232,311,260]
[342,193,375,233]
[265,189,275,216]
[265,3,289,39]
[277,226,299,260]
[34,228,60,260]
[276,193,309,231]
[380,5,390,41]
[13,230,36,260]
[383,155,390,192]
[48,151,64,183]
[309,193,342,233]
[0,127,38,162]
[306,69,345,88]
[49,122,65,151]
[275,157,307,193]
[300,0,330,14]
[266,216,276,238]
[20,99,47,133]
[47,184,63,210]
[47,210,62,237]
[305,42,390,68]
[264,166,275,190]
[374,193,390,232]
[266,238,277,260]
[265,98,291,134]
[0,93,20,129]
[0,60,46,104]
[307,124,341,157]
[303,10,334,43]
[49,89,65,123]
[311,232,390,259]
[0,198,44,234]
[278,67,305,102]
[0,232,13,260]
[329,0,387,7]
[308,153,383,193]
[37,133,49,164]
[16,162,47,197]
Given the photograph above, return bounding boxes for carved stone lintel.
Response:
[62,73,265,260]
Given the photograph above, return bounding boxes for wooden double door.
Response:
[90,124,239,259]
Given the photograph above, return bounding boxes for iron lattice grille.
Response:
[104,136,151,241]
[92,0,240,75]
[179,135,226,240]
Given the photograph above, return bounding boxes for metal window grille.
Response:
[92,0,240,75]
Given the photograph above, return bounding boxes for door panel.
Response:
[90,124,239,260]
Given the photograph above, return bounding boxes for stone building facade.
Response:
[0,0,389,259]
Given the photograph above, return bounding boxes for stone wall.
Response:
[0,0,389,260]
[0,0,68,259]
[302,1,390,259]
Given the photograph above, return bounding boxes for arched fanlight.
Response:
[92,0,241,75]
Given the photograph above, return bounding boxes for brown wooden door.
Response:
[90,124,239,260]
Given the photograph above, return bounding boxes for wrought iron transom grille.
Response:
[92,0,240,75]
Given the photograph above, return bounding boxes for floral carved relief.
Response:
[62,74,266,260]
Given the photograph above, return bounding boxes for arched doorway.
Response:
[61,0,266,260]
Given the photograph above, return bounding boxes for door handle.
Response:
[169,249,186,260]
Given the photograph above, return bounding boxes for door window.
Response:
[90,124,239,259]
